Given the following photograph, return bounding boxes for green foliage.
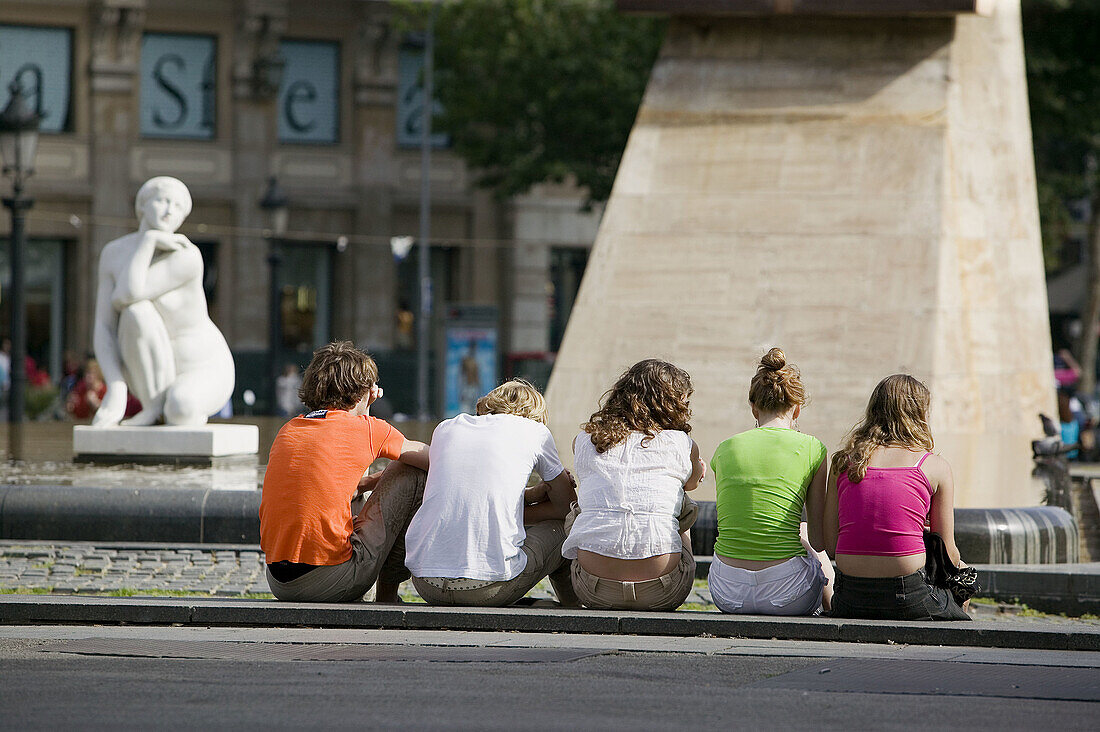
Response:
[406,0,665,207]
[1022,0,1100,272]
[26,386,58,420]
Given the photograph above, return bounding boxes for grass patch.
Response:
[0,587,53,595]
[30,561,55,570]
[86,588,275,599]
[679,602,713,612]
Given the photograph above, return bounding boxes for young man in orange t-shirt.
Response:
[260,341,429,602]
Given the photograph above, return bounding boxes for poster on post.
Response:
[443,309,498,418]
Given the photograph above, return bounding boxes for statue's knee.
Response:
[163,390,204,426]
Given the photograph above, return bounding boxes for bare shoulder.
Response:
[921,452,953,487]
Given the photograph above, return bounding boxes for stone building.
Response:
[0,0,599,414]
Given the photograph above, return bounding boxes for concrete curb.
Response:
[1,596,1097,651]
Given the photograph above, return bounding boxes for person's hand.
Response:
[91,383,128,426]
[358,468,384,493]
[143,230,186,252]
[524,481,550,505]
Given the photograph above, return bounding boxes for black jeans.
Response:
[830,568,971,621]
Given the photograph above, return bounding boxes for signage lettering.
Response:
[0,25,72,133]
[140,33,216,140]
[284,80,318,133]
[277,40,339,144]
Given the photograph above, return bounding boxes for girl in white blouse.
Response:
[562,359,706,610]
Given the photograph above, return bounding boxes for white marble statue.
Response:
[92,176,234,427]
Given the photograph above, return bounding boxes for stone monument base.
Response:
[73,424,259,466]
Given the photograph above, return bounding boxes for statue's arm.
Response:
[92,255,129,426]
[112,232,202,307]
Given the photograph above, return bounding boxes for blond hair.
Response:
[831,374,934,483]
[748,347,805,414]
[477,379,548,424]
[582,359,693,453]
[298,341,378,412]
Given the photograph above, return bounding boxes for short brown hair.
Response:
[748,347,805,414]
[476,379,548,424]
[298,341,378,412]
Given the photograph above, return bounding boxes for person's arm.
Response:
[926,454,963,567]
[804,457,828,553]
[112,232,202,308]
[823,469,840,559]
[91,255,129,426]
[683,440,706,492]
[396,439,429,471]
[523,469,576,524]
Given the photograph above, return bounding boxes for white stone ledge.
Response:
[73,425,259,458]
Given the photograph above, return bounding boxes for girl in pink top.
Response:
[824,374,970,621]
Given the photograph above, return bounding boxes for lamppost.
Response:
[259,176,288,416]
[0,80,42,462]
[417,2,439,422]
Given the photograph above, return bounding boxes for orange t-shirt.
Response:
[260,409,405,565]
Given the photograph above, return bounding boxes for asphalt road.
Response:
[1,629,1097,730]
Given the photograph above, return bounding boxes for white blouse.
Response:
[562,430,692,561]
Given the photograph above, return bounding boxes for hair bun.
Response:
[760,347,786,372]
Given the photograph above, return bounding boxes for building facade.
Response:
[0,0,599,415]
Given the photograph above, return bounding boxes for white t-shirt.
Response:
[404,413,565,581]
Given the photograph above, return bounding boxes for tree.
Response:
[407,0,664,207]
[1023,0,1100,392]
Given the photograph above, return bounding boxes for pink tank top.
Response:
[835,453,932,557]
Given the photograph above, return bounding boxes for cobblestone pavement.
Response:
[0,542,716,607]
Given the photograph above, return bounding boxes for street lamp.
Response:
[0,79,42,462]
[259,177,289,416]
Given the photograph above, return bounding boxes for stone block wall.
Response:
[548,2,1054,506]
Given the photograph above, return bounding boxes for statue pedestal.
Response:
[73,424,259,466]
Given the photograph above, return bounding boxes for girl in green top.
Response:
[708,348,832,615]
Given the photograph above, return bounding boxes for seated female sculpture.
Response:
[92,176,233,427]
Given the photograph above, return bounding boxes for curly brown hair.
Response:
[582,359,693,453]
[298,340,378,412]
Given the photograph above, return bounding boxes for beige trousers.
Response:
[412,520,574,607]
[565,495,698,612]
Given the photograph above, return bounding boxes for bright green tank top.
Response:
[711,427,826,561]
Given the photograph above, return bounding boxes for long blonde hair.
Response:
[831,374,934,483]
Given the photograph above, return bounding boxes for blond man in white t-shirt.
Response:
[405,380,579,607]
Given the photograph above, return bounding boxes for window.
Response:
[0,25,73,134]
[0,239,65,379]
[396,43,448,149]
[140,33,217,140]
[277,40,340,145]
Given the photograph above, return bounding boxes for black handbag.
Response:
[923,530,979,604]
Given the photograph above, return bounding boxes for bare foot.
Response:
[121,407,163,427]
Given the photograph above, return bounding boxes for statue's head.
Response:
[135,176,193,233]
